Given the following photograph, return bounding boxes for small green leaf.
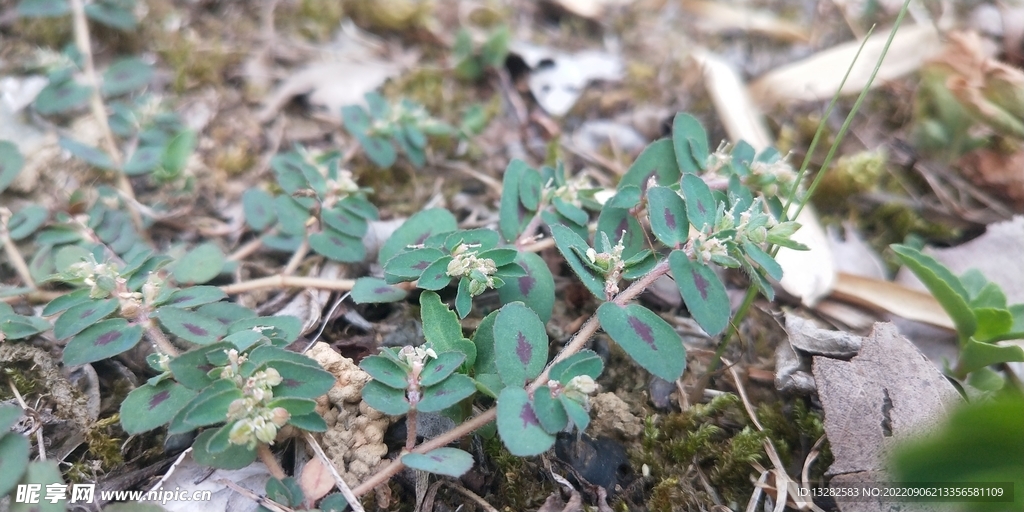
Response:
[455,277,473,318]
[533,386,568,434]
[420,351,467,387]
[351,277,408,303]
[672,113,709,174]
[550,223,605,299]
[378,207,458,264]
[596,207,644,259]
[552,197,589,227]
[357,134,397,168]
[891,244,976,339]
[120,381,196,434]
[11,461,65,512]
[444,228,500,251]
[742,241,783,281]
[647,186,689,247]
[341,105,371,134]
[122,145,163,175]
[8,205,49,240]
[221,330,267,351]
[0,141,25,194]
[269,361,335,399]
[559,394,591,431]
[597,302,686,381]
[493,302,548,387]
[192,428,256,470]
[60,137,116,170]
[362,380,410,415]
[246,345,323,370]
[973,308,1014,343]
[167,343,233,390]
[606,186,642,209]
[418,373,476,412]
[473,310,498,375]
[53,298,119,339]
[402,447,474,477]
[101,57,153,96]
[197,302,257,327]
[384,248,446,282]
[85,1,135,30]
[497,252,555,323]
[154,306,226,345]
[619,138,679,191]
[172,242,225,284]
[499,160,529,242]
[164,286,227,309]
[228,315,302,344]
[360,355,409,389]
[416,256,454,290]
[62,318,143,365]
[242,189,277,230]
[266,477,305,508]
[0,404,23,432]
[548,349,604,383]
[669,250,730,336]
[34,80,91,115]
[320,493,350,512]
[681,173,716,231]
[310,227,365,262]
[321,206,368,238]
[0,429,29,498]
[16,0,69,17]
[288,411,328,432]
[267,397,317,417]
[473,373,504,398]
[496,387,555,456]
[419,291,475,364]
[162,130,196,175]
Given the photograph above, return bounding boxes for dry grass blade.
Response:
[831,272,953,330]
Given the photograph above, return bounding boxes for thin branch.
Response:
[220,275,356,295]
[258,443,287,480]
[303,432,365,512]
[68,0,146,237]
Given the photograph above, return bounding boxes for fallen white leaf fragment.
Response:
[509,42,623,116]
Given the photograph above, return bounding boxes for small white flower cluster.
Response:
[65,256,123,299]
[690,232,730,266]
[748,156,798,198]
[586,235,626,298]
[221,349,291,449]
[446,243,498,296]
[547,375,599,411]
[704,141,733,175]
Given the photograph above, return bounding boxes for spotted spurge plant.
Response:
[350,112,806,468]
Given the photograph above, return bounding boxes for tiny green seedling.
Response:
[341,92,457,168]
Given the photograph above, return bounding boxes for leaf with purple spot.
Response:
[416,256,454,290]
[120,381,196,434]
[681,173,717,231]
[361,380,410,415]
[167,343,234,390]
[62,318,144,366]
[309,227,365,263]
[265,360,335,399]
[618,138,679,191]
[497,252,555,323]
[669,250,730,336]
[164,286,227,309]
[320,206,368,238]
[53,298,119,340]
[493,302,548,387]
[383,247,446,283]
[646,186,689,248]
[496,387,555,456]
[242,188,277,231]
[360,355,409,390]
[596,301,686,381]
[378,208,457,265]
[417,373,476,412]
[672,113,709,174]
[596,206,644,259]
[419,351,467,387]
[351,277,408,304]
[402,447,474,477]
[154,306,226,345]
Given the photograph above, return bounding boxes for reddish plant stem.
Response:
[258,443,287,481]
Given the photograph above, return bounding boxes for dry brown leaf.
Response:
[812,323,962,512]
[298,456,336,503]
[683,0,810,43]
[832,272,953,330]
[749,24,941,105]
[958,146,1024,211]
